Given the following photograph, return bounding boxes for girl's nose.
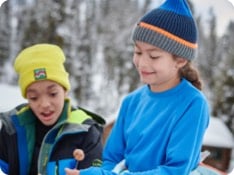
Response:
[138,56,149,68]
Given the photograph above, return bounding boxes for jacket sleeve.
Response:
[78,119,104,169]
[0,118,8,174]
[0,114,19,175]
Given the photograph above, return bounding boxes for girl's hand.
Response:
[65,168,80,175]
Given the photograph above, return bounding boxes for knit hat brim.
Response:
[133,22,197,60]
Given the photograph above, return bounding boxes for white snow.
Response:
[0,83,27,112]
[0,0,7,7]
[203,116,234,148]
[194,0,234,36]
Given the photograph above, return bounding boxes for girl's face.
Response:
[26,80,67,126]
[133,41,187,92]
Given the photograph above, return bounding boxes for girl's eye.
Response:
[150,55,160,59]
[134,51,142,55]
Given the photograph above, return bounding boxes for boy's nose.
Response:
[40,97,50,108]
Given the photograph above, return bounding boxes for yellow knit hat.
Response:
[14,43,71,98]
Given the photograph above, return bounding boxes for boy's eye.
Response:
[28,97,37,101]
[50,92,57,97]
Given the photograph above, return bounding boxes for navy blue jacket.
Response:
[0,100,105,175]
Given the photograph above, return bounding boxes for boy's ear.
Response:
[65,90,69,97]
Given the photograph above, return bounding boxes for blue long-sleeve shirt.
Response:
[80,79,210,175]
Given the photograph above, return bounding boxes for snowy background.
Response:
[0,83,26,112]
[0,0,233,132]
[0,0,233,119]
[0,0,234,173]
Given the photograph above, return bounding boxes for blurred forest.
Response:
[0,0,234,133]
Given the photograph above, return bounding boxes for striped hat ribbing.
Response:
[132,0,198,60]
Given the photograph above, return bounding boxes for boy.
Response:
[0,44,105,175]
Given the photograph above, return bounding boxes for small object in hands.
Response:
[73,149,85,161]
[73,149,85,169]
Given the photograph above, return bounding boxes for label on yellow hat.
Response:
[34,68,47,80]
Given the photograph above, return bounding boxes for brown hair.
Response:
[179,62,202,90]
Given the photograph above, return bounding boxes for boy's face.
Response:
[26,80,67,126]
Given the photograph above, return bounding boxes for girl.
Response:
[66,0,210,174]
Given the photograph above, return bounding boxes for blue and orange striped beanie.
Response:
[132,0,198,60]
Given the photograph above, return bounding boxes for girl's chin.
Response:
[140,79,154,85]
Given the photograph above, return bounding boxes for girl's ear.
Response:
[176,57,188,68]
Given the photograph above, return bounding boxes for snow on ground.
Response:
[0,83,26,112]
[203,116,234,148]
